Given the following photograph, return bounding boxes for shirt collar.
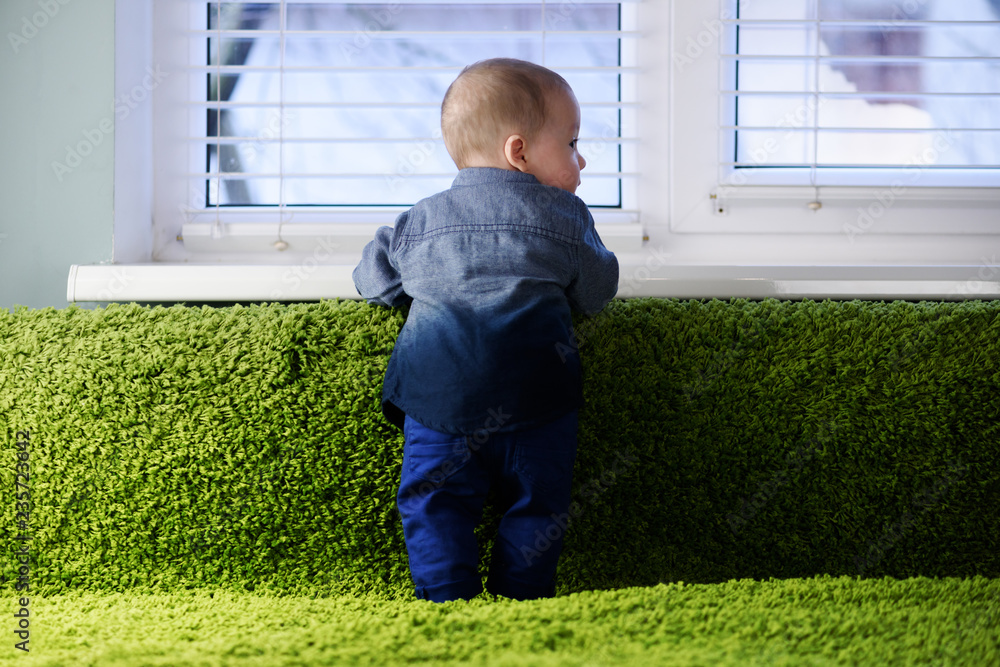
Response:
[452,167,539,188]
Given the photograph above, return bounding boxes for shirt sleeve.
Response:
[352,214,411,308]
[566,208,620,316]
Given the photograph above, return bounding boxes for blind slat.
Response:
[197,172,639,179]
[724,126,1000,133]
[724,19,1000,26]
[200,0,633,4]
[197,136,639,143]
[721,91,1000,98]
[722,54,1000,62]
[725,163,1000,169]
[196,101,637,108]
[198,29,637,37]
[197,65,635,73]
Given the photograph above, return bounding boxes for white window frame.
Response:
[669,0,1000,237]
[68,0,1000,302]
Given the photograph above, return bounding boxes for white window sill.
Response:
[178,216,644,257]
[68,263,1000,303]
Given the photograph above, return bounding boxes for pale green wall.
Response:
[0,0,114,310]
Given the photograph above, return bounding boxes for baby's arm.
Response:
[352,215,411,308]
[566,209,620,316]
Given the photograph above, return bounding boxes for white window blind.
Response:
[185,0,637,239]
[720,0,1000,189]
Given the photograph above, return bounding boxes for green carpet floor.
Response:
[3,300,998,665]
[6,575,998,666]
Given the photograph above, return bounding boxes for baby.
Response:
[353,57,619,602]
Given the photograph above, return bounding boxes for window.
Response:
[151,0,640,261]
[670,0,1000,235]
[726,0,1000,188]
[75,0,1000,302]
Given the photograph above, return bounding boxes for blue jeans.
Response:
[396,410,579,602]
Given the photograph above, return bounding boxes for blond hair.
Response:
[441,58,572,169]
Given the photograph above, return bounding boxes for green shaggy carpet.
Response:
[1,298,999,598]
[6,576,999,666]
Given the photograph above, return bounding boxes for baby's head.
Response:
[441,58,586,194]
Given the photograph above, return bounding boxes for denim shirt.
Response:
[353,167,619,435]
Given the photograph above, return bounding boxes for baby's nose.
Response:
[578,154,587,170]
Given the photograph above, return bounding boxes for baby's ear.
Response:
[503,135,529,172]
